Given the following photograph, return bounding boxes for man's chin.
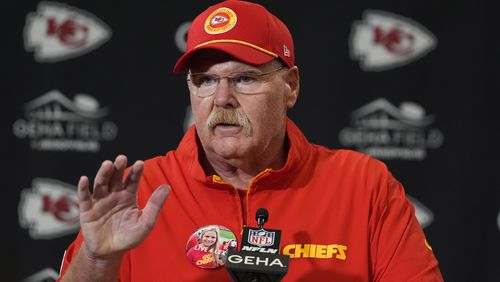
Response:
[208,139,248,159]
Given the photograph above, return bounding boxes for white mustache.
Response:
[206,108,252,135]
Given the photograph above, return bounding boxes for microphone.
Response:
[256,208,268,229]
[225,208,290,282]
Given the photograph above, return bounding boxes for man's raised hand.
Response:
[77,155,170,259]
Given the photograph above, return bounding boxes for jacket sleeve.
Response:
[56,231,84,282]
[369,174,444,282]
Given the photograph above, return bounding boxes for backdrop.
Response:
[2,0,498,281]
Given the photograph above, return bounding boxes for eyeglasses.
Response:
[187,66,285,97]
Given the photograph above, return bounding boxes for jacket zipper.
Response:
[213,169,272,235]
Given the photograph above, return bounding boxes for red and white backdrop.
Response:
[2,0,498,281]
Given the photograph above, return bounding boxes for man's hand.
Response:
[77,155,170,260]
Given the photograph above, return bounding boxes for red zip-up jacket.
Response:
[58,118,443,281]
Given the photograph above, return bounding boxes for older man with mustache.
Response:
[57,1,443,282]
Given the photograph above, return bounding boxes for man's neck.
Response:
[200,139,288,189]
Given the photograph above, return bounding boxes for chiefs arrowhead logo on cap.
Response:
[205,7,237,34]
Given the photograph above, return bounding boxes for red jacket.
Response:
[58,119,443,281]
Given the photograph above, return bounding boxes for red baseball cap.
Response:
[173,0,295,74]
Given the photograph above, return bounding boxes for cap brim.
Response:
[173,42,277,74]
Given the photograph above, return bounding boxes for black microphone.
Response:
[225,208,290,282]
[256,208,268,229]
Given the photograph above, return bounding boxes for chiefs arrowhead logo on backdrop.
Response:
[407,195,434,228]
[350,10,437,71]
[24,1,112,62]
[22,268,59,282]
[19,178,80,239]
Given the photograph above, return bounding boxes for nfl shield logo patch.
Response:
[248,229,275,247]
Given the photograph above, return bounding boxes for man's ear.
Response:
[285,66,300,109]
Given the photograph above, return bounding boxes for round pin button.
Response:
[186,225,237,269]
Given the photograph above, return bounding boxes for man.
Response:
[57,0,444,281]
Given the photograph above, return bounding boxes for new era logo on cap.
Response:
[173,0,295,74]
[283,45,290,57]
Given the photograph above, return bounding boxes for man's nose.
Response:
[213,78,238,108]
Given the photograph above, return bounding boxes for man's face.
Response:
[187,51,299,164]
